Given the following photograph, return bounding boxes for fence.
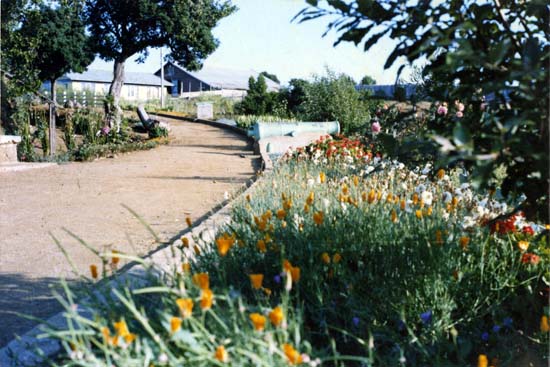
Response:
[42,90,106,107]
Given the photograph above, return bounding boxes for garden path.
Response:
[0,117,259,347]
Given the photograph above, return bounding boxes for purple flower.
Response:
[503,317,513,328]
[481,331,489,341]
[492,325,501,333]
[420,310,432,325]
[274,274,281,284]
[371,121,381,134]
[352,317,360,327]
[101,126,111,136]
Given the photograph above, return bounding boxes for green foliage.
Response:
[297,0,549,220]
[300,69,370,134]
[279,78,310,117]
[260,71,280,84]
[393,85,406,102]
[236,75,276,116]
[234,115,298,129]
[360,74,376,85]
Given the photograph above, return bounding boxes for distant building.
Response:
[357,84,417,99]
[155,61,280,99]
[46,69,173,101]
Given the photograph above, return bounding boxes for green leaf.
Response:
[452,123,471,147]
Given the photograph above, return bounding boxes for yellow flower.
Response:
[181,262,191,273]
[181,237,189,247]
[216,235,234,256]
[452,196,459,208]
[176,298,194,318]
[313,211,324,225]
[353,175,359,187]
[186,216,193,228]
[200,289,213,310]
[276,209,287,220]
[437,168,445,180]
[290,266,300,282]
[283,259,292,272]
[477,354,488,367]
[306,191,315,205]
[282,343,303,365]
[111,250,120,266]
[263,287,272,296]
[257,239,267,253]
[283,198,293,210]
[425,207,433,216]
[377,191,383,201]
[193,245,201,255]
[391,209,398,223]
[269,306,284,327]
[541,315,550,332]
[214,345,228,363]
[113,319,130,337]
[123,333,136,344]
[342,183,349,195]
[170,317,182,334]
[319,171,326,183]
[304,203,310,213]
[321,252,331,264]
[459,236,470,250]
[412,192,419,205]
[192,273,210,290]
[517,240,529,252]
[361,191,367,201]
[249,313,266,331]
[249,274,264,289]
[263,210,272,221]
[400,199,406,211]
[386,193,393,203]
[333,253,342,263]
[415,209,423,219]
[367,189,376,203]
[90,264,98,279]
[246,194,251,202]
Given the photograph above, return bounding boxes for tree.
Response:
[17,2,93,104]
[297,0,549,220]
[237,75,270,115]
[85,0,236,127]
[360,75,376,85]
[260,71,280,84]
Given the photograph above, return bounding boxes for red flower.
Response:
[521,253,540,265]
[522,226,534,236]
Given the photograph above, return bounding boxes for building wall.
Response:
[156,64,212,95]
[57,81,168,101]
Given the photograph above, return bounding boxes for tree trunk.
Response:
[50,79,57,105]
[106,59,125,131]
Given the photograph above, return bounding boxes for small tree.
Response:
[360,75,376,85]
[85,0,236,128]
[237,75,270,115]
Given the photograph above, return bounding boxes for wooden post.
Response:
[48,103,56,156]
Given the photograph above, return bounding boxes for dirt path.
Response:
[0,118,259,346]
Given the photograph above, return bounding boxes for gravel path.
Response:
[0,118,259,346]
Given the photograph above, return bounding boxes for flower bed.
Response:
[38,136,548,366]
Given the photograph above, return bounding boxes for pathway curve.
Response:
[0,118,259,346]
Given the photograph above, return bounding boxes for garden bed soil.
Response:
[0,117,259,347]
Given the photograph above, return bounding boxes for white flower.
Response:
[442,191,453,203]
[415,183,426,193]
[323,198,331,209]
[158,353,169,363]
[307,178,315,187]
[405,200,413,213]
[421,163,432,175]
[421,191,433,206]
[462,216,476,229]
[365,166,375,174]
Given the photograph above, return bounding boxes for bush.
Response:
[299,69,370,134]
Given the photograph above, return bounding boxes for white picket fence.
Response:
[43,90,105,107]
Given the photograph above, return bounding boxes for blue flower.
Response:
[397,320,406,331]
[481,331,489,341]
[503,317,513,328]
[352,317,360,327]
[420,310,432,325]
[492,325,501,333]
[273,275,281,284]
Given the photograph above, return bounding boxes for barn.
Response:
[155,61,280,99]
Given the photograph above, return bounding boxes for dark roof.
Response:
[157,62,279,91]
[60,69,173,87]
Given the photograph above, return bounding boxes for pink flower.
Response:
[456,103,465,112]
[371,121,381,133]
[437,105,448,116]
[480,103,487,111]
[456,111,463,118]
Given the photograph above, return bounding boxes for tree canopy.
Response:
[360,75,375,85]
[260,71,280,84]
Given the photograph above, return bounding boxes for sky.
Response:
[89,0,409,85]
